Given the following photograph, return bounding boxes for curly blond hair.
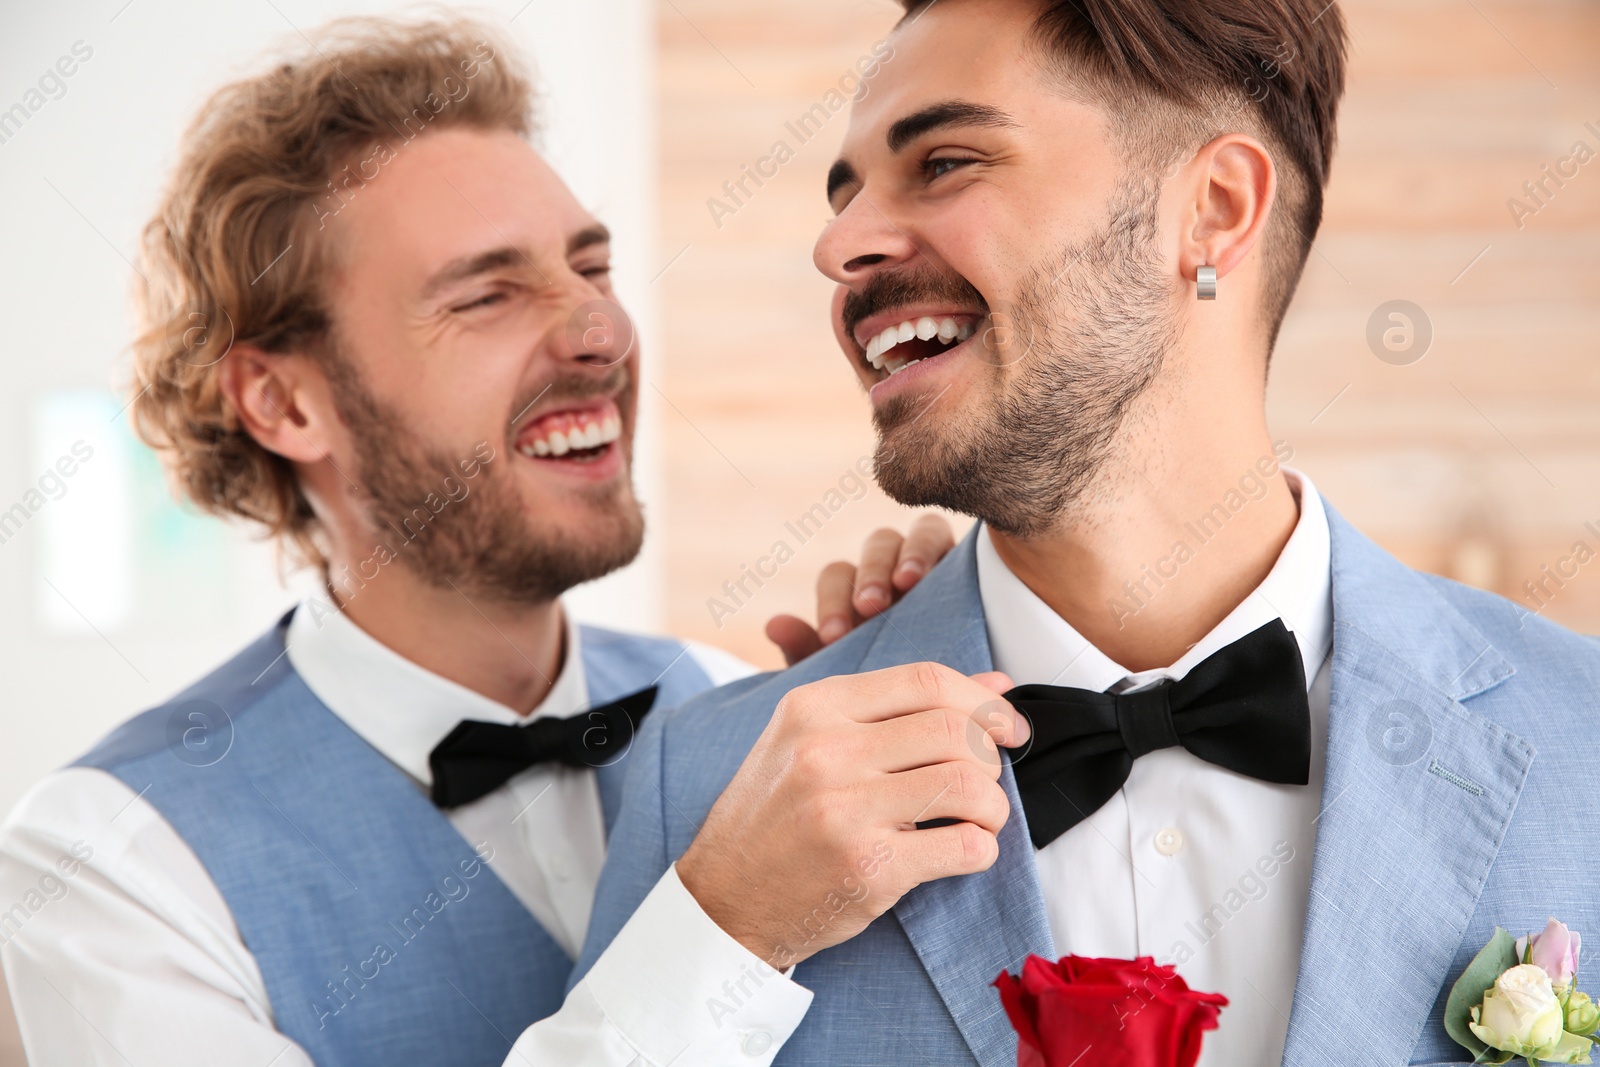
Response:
[128,14,535,570]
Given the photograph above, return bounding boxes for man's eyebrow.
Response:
[886,100,1019,154]
[420,246,527,301]
[826,160,860,202]
[568,223,610,255]
[420,225,610,301]
[826,102,1017,205]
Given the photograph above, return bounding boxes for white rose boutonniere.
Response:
[1446,919,1600,1065]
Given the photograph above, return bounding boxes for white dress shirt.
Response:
[979,467,1333,1067]
[0,602,813,1067]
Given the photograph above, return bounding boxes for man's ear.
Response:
[1178,133,1277,285]
[215,345,339,464]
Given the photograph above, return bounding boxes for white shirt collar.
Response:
[976,467,1332,694]
[284,601,589,788]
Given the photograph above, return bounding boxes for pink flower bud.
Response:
[1516,918,1581,990]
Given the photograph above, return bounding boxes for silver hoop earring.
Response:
[1196,265,1217,301]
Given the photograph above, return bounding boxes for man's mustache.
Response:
[508,367,632,430]
[840,267,989,343]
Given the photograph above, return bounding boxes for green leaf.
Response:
[1545,1031,1594,1064]
[1446,927,1520,1057]
[1465,1040,1514,1064]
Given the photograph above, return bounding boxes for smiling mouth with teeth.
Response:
[862,315,978,378]
[516,406,622,460]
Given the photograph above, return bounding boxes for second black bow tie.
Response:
[428,686,658,809]
[1005,619,1311,850]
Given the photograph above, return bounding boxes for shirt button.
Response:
[549,853,574,882]
[1154,827,1185,856]
[742,1030,773,1056]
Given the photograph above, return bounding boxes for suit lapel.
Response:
[860,532,1055,1066]
[595,757,627,837]
[892,765,1055,1066]
[1280,508,1533,1067]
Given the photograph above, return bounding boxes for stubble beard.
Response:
[872,181,1182,538]
[327,354,645,607]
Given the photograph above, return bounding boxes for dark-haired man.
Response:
[574,1,1600,1064]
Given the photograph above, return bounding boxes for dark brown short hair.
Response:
[129,16,535,570]
[900,0,1348,351]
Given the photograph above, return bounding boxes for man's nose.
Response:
[813,191,919,285]
[548,284,636,369]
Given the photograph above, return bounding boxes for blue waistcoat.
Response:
[73,613,716,1066]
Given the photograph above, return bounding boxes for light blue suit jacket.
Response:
[577,507,1600,1066]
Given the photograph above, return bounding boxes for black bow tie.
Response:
[428,686,658,809]
[1005,619,1311,850]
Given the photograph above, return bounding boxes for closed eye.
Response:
[452,291,507,312]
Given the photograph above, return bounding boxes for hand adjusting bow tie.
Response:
[428,686,658,809]
[1005,619,1310,850]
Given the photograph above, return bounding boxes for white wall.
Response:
[0,0,661,817]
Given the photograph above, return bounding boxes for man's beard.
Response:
[325,355,645,606]
[870,181,1181,538]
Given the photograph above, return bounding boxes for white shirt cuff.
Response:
[584,862,813,1064]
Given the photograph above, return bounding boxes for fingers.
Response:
[888,820,1001,884]
[848,528,906,619]
[971,672,1030,745]
[970,671,1012,694]
[869,703,1024,775]
[814,561,864,645]
[818,516,958,642]
[795,662,1017,727]
[891,513,956,593]
[881,761,1013,834]
[765,614,823,667]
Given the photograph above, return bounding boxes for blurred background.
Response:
[1,0,1597,1059]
